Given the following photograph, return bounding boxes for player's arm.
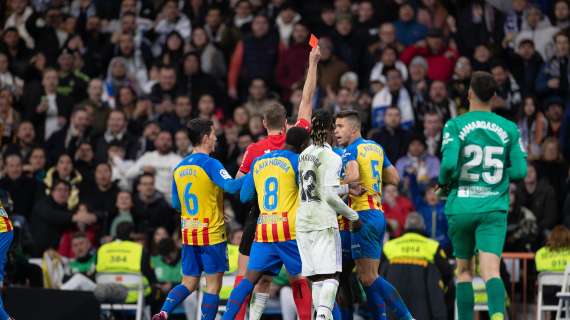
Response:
[239,171,256,203]
[439,120,461,186]
[507,127,528,181]
[171,177,181,212]
[207,158,244,194]
[323,155,359,221]
[381,154,399,185]
[297,46,320,123]
[236,145,254,179]
[342,160,359,185]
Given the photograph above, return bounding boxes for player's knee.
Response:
[255,275,272,291]
[357,272,377,287]
[480,264,500,282]
[182,276,199,292]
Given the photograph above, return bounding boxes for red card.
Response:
[309,34,319,48]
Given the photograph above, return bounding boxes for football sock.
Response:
[312,281,324,312]
[371,277,411,320]
[233,275,248,320]
[0,296,9,320]
[486,278,506,320]
[291,278,313,320]
[248,292,269,320]
[201,292,220,320]
[332,303,342,320]
[316,279,339,319]
[364,284,386,320]
[161,284,191,314]
[222,278,254,320]
[456,282,474,320]
[339,307,354,320]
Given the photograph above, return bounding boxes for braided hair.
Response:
[311,109,335,146]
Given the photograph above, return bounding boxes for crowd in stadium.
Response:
[1,0,570,318]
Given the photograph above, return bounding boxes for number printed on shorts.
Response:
[459,144,504,184]
[300,170,320,202]
[263,177,279,210]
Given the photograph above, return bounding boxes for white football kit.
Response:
[296,143,358,276]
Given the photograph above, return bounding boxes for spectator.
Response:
[554,0,570,31]
[158,31,185,68]
[3,0,35,50]
[109,191,135,238]
[382,184,415,237]
[331,15,368,84]
[416,80,457,125]
[190,26,227,82]
[544,97,565,139]
[536,32,570,99]
[203,6,242,61]
[23,146,47,182]
[513,5,559,61]
[506,183,539,252]
[454,2,495,57]
[174,129,192,157]
[79,79,111,136]
[25,6,68,66]
[196,94,223,134]
[0,153,37,220]
[150,0,191,56]
[354,0,378,45]
[370,105,411,162]
[369,22,404,55]
[401,28,459,81]
[103,57,138,107]
[43,153,83,210]
[491,63,523,119]
[231,0,254,34]
[408,177,449,250]
[276,21,310,101]
[79,15,114,79]
[316,37,349,93]
[24,68,73,141]
[79,163,119,226]
[232,106,250,132]
[242,78,279,117]
[0,93,20,146]
[0,52,24,98]
[60,232,96,291]
[517,96,547,159]
[74,141,96,188]
[471,44,493,71]
[507,39,544,97]
[132,173,175,235]
[369,46,408,85]
[45,107,92,165]
[394,3,427,47]
[314,5,336,39]
[94,110,138,163]
[416,0,449,33]
[126,131,182,202]
[422,111,443,158]
[371,67,415,129]
[228,14,283,100]
[159,95,193,134]
[535,137,569,209]
[56,48,89,105]
[449,57,472,115]
[151,237,182,310]
[275,4,301,46]
[108,142,135,191]
[503,0,532,36]
[30,180,94,257]
[406,56,430,108]
[517,162,558,233]
[396,134,440,186]
[149,65,181,106]
[178,52,223,108]
[112,32,150,92]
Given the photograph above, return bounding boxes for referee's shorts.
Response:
[239,203,260,256]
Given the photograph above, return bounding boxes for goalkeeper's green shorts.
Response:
[446,211,507,259]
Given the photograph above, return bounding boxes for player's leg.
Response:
[0,231,13,320]
[248,275,273,320]
[352,210,411,320]
[223,242,278,320]
[447,214,477,320]
[235,211,258,319]
[153,245,202,319]
[337,230,355,320]
[280,239,312,320]
[199,242,232,320]
[477,212,508,320]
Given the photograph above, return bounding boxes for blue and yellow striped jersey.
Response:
[342,137,392,211]
[241,150,299,242]
[0,200,12,233]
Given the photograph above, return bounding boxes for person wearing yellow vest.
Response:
[382,213,453,320]
[536,225,570,310]
[96,222,157,303]
[0,191,15,320]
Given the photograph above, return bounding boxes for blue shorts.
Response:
[351,210,386,260]
[0,232,13,283]
[181,242,228,277]
[339,230,352,262]
[247,240,302,276]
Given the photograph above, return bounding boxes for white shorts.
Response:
[296,228,342,277]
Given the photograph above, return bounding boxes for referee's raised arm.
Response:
[297,46,321,123]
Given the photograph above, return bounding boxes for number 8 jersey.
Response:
[439,111,527,215]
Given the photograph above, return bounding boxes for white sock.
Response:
[316,279,339,320]
[248,292,269,320]
[312,281,324,314]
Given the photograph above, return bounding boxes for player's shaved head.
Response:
[263,103,287,131]
[285,127,310,153]
[469,71,497,103]
[335,110,361,130]
[188,118,213,146]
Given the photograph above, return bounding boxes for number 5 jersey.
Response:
[439,111,528,215]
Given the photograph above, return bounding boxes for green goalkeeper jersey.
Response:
[439,111,527,215]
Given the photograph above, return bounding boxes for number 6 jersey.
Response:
[439,111,528,215]
[296,144,344,232]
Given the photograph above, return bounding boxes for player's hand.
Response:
[309,46,321,65]
[351,219,363,231]
[348,182,367,196]
[434,184,449,200]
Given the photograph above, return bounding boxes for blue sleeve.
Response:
[288,153,300,182]
[205,158,244,194]
[408,173,425,208]
[344,143,358,162]
[240,172,256,203]
[535,64,550,95]
[382,147,392,168]
[171,175,181,212]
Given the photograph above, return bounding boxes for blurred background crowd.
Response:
[0,0,570,318]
